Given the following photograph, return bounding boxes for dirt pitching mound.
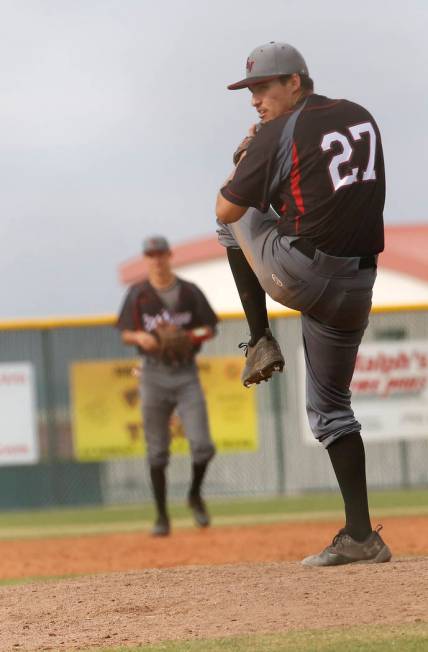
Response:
[1,516,428,651]
[1,557,427,651]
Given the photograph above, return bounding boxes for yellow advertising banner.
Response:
[71,357,258,461]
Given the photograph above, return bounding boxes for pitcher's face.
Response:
[249,74,302,123]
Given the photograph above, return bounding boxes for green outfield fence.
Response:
[0,306,428,510]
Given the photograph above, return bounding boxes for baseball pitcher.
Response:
[216,42,391,566]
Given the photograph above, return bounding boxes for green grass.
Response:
[81,624,428,651]
[0,488,427,540]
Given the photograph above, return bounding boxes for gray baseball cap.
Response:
[228,41,309,90]
[142,235,170,255]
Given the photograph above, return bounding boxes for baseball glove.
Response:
[232,123,262,166]
[233,135,254,166]
[153,323,194,366]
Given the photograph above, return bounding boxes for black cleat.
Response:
[240,329,285,388]
[302,525,392,567]
[151,515,170,537]
[188,494,210,528]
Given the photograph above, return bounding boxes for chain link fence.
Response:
[0,307,427,510]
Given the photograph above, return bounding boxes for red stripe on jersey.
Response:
[290,142,304,234]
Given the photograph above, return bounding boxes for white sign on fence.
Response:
[0,363,39,465]
[298,340,428,445]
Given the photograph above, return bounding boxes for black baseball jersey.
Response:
[221,94,385,256]
[117,277,218,357]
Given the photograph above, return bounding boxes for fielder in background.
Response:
[216,42,392,566]
[117,236,218,536]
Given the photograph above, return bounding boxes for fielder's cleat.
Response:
[151,515,170,537]
[301,525,392,567]
[239,329,285,388]
[188,494,210,528]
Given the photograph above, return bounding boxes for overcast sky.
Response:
[1,0,427,318]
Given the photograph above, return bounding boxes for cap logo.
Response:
[246,58,255,73]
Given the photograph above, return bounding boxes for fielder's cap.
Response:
[228,41,309,90]
[142,235,170,255]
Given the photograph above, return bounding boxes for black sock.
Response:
[189,460,209,498]
[150,465,168,520]
[227,247,269,344]
[327,432,372,542]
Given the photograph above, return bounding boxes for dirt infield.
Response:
[0,515,427,579]
[0,516,427,650]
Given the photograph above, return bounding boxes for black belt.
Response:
[291,239,377,269]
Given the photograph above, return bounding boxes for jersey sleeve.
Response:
[189,284,219,330]
[220,119,284,212]
[116,287,139,331]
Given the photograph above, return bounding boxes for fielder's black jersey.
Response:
[116,277,218,357]
[221,93,385,256]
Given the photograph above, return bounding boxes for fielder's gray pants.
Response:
[140,360,216,467]
[217,207,377,448]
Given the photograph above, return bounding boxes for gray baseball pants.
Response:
[217,207,377,448]
[140,360,216,467]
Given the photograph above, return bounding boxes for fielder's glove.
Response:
[233,135,254,166]
[153,323,194,366]
[232,123,262,166]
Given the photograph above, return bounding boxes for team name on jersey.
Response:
[142,308,193,332]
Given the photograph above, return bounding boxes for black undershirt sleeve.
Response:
[190,284,219,330]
